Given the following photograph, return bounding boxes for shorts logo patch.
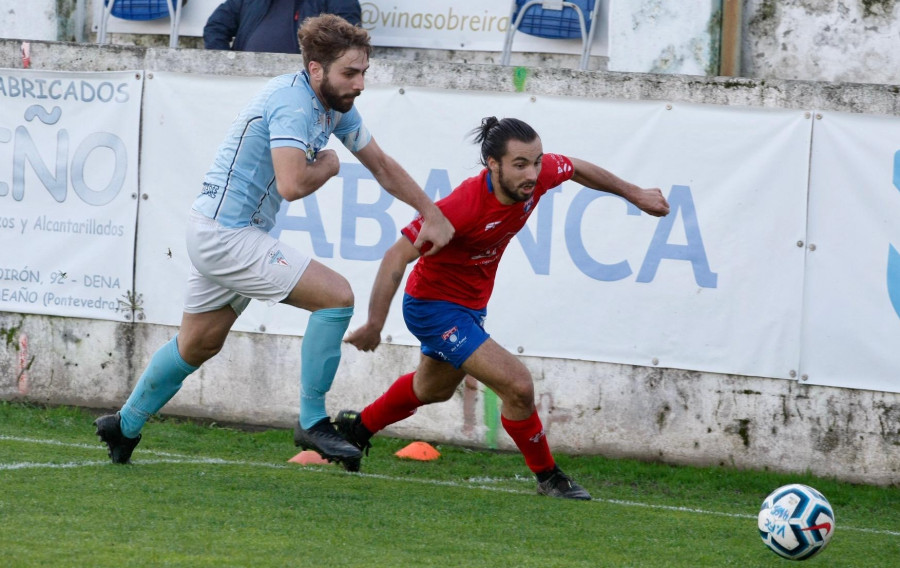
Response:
[268,250,290,267]
[441,326,459,343]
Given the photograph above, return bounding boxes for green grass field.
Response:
[1,402,897,567]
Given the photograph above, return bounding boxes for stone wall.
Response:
[743,0,900,84]
[4,1,900,84]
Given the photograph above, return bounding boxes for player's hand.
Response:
[315,149,341,177]
[634,187,670,217]
[344,322,382,352]
[414,212,454,256]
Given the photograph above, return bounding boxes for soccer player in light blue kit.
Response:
[93,15,454,471]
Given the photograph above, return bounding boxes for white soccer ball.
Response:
[758,484,835,560]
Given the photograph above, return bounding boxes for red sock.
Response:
[501,411,556,474]
[360,372,423,433]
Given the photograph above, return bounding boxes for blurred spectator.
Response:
[204,0,362,53]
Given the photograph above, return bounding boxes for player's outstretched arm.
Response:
[569,157,670,217]
[353,138,454,255]
[345,237,420,352]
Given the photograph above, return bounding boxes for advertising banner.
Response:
[135,73,812,381]
[93,0,607,56]
[7,69,900,393]
[801,112,900,393]
[0,69,143,321]
[483,100,812,380]
[134,72,266,327]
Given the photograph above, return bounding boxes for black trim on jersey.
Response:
[215,116,262,220]
[254,176,277,224]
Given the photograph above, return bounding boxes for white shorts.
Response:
[183,211,311,315]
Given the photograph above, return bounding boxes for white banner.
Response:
[487,100,811,380]
[135,73,812,381]
[93,0,608,56]
[358,0,607,55]
[135,72,266,327]
[801,112,900,393]
[0,69,143,321]
[8,69,900,393]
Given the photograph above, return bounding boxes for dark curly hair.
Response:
[470,117,539,166]
[298,14,372,73]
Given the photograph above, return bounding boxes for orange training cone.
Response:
[288,450,333,466]
[395,441,440,461]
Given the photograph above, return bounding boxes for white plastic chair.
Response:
[501,0,601,70]
[97,0,184,48]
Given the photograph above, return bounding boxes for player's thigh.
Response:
[281,259,353,312]
[414,354,467,402]
[461,338,534,402]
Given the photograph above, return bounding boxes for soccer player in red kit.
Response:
[340,117,670,499]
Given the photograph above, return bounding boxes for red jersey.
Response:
[401,153,574,310]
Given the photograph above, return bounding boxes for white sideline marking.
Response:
[2,435,898,538]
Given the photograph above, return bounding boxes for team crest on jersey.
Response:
[201,182,219,198]
[484,221,501,231]
[268,250,290,267]
[441,326,459,343]
[523,196,535,214]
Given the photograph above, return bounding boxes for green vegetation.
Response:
[1,402,897,567]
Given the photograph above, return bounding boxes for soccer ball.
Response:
[758,484,835,560]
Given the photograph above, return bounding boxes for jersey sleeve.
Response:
[539,153,575,188]
[399,187,471,246]
[265,86,311,151]
[400,215,424,246]
[333,106,372,152]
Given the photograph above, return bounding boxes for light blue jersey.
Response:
[193,71,371,231]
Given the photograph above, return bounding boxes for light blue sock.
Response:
[299,307,353,429]
[119,335,198,438]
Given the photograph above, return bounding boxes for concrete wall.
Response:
[0,0,58,42]
[2,39,899,486]
[607,0,900,83]
[607,0,723,76]
[5,1,900,84]
[743,0,900,84]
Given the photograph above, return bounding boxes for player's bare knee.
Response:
[433,388,456,403]
[418,385,455,404]
[330,278,354,308]
[199,339,227,361]
[179,337,222,366]
[338,286,354,308]
[505,377,535,410]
